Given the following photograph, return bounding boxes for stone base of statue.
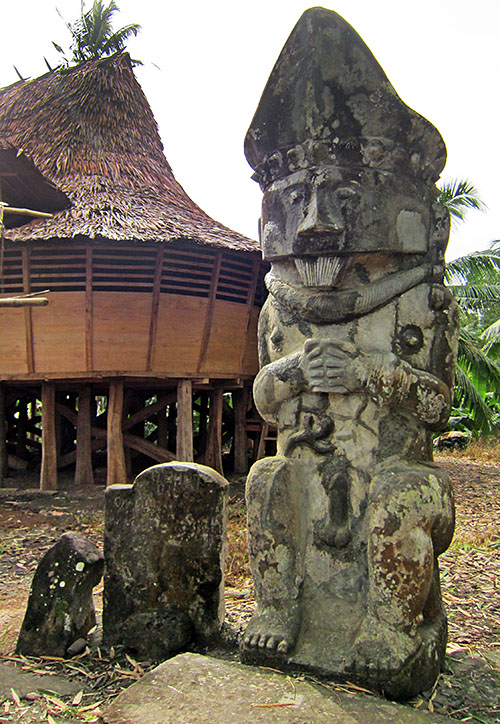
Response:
[241,594,447,700]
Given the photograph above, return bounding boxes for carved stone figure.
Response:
[240,8,459,699]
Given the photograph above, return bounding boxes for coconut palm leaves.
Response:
[438,179,485,223]
[445,247,500,432]
[53,1,141,65]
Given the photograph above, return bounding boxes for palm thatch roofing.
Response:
[0,53,257,252]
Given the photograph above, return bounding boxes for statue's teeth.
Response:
[295,256,345,287]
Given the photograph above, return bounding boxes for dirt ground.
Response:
[0,454,498,722]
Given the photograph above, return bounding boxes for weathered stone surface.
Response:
[103,462,228,655]
[103,652,457,724]
[0,661,85,699]
[16,532,104,658]
[103,652,356,724]
[240,8,458,699]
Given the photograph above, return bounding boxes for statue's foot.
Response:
[242,605,300,655]
[346,615,422,678]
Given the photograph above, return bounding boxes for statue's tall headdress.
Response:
[245,8,446,190]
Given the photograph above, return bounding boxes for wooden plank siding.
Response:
[0,241,263,381]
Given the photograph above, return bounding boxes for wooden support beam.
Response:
[176,379,193,462]
[197,251,222,372]
[233,386,250,474]
[0,384,7,486]
[205,386,224,474]
[75,386,94,486]
[40,382,57,490]
[157,407,167,449]
[107,380,127,486]
[146,247,164,371]
[122,392,176,431]
[22,248,34,373]
[123,432,176,463]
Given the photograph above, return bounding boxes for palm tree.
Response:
[437,179,485,223]
[444,248,500,432]
[436,179,500,432]
[53,1,141,66]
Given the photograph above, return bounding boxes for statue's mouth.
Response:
[294,255,348,288]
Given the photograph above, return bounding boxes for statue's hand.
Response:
[302,339,365,393]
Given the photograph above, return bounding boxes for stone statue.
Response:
[240,8,459,699]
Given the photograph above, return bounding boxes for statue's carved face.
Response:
[261,166,430,282]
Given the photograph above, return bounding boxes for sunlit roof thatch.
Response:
[0,53,257,251]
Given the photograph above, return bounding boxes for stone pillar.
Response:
[103,462,228,659]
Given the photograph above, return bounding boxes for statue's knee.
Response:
[369,465,454,550]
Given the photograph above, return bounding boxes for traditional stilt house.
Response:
[0,53,265,488]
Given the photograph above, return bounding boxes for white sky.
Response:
[1,0,499,260]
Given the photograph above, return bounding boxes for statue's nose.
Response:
[297,190,345,236]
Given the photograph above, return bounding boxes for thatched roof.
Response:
[0,53,257,252]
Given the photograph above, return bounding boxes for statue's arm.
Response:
[253,305,306,422]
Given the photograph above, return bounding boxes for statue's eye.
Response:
[336,187,356,201]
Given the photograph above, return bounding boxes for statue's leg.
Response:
[351,462,454,670]
[242,456,302,654]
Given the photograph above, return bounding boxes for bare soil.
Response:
[0,455,498,722]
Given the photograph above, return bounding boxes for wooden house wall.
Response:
[0,241,266,380]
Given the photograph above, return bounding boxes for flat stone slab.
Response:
[103,653,456,724]
[103,652,356,724]
[0,661,84,699]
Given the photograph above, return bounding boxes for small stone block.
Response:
[103,462,228,654]
[16,532,104,658]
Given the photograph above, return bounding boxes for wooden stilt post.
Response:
[157,407,168,449]
[205,386,224,474]
[233,387,250,474]
[107,380,127,487]
[40,382,58,490]
[0,384,7,487]
[176,379,193,462]
[75,386,94,486]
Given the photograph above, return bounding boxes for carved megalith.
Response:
[17,532,104,657]
[103,462,228,658]
[240,8,458,699]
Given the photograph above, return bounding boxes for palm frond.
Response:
[481,318,500,354]
[445,248,500,284]
[458,328,500,390]
[437,179,486,223]
[453,366,494,432]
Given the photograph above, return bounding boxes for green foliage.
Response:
[53,0,141,66]
[437,179,486,223]
[436,180,500,434]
